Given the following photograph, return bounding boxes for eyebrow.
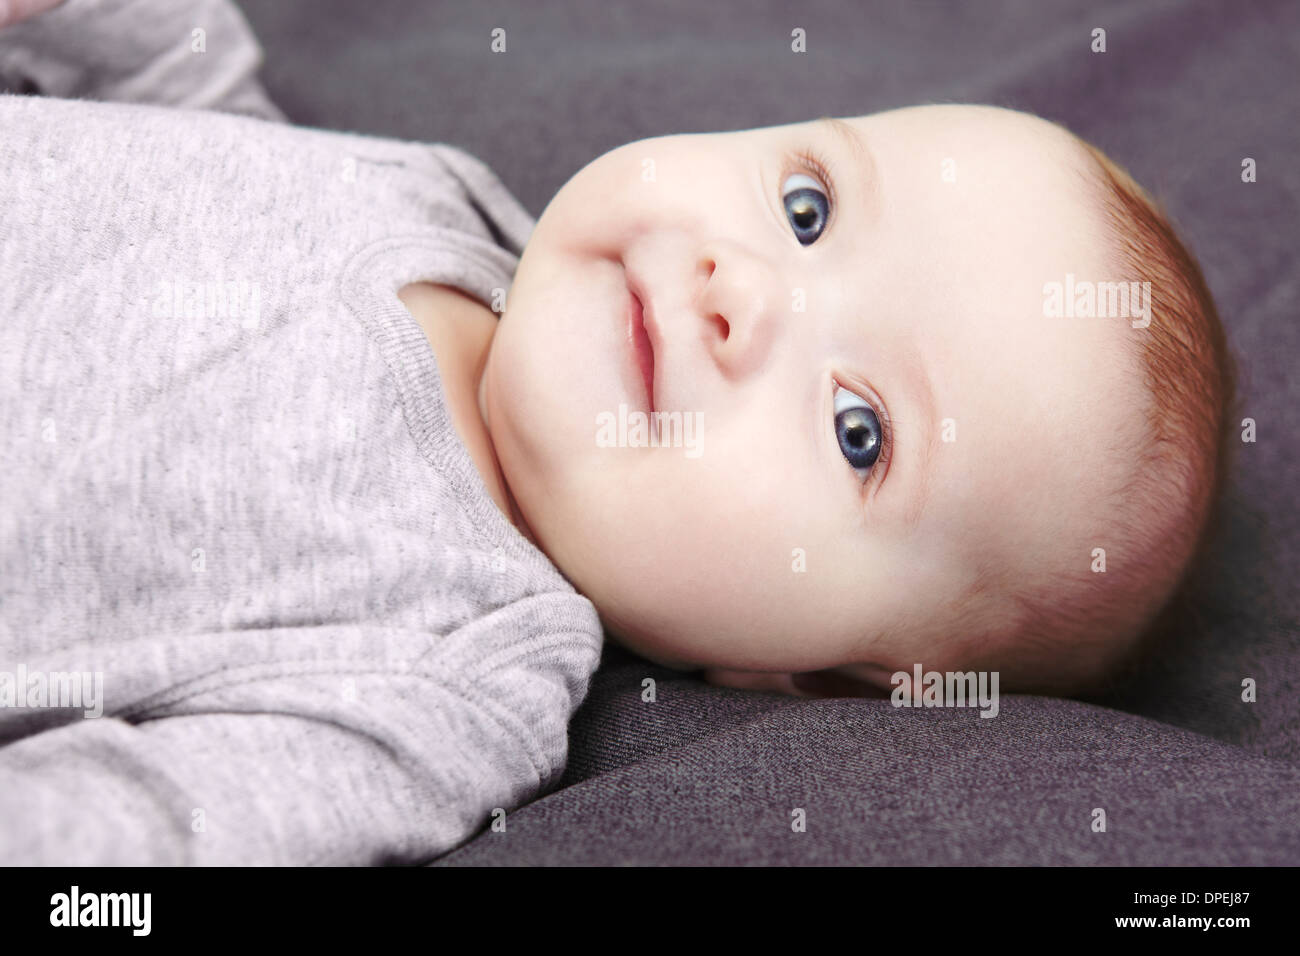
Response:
[816,116,881,213]
[900,351,939,529]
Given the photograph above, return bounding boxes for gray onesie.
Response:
[0,0,603,864]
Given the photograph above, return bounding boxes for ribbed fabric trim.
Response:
[337,229,567,577]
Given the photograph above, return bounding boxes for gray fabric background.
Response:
[237,0,1299,864]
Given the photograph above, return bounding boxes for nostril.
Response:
[709,312,730,340]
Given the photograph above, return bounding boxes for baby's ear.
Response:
[791,667,894,699]
[699,667,888,699]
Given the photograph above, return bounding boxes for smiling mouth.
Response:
[628,286,655,413]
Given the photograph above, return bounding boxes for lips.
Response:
[627,282,655,412]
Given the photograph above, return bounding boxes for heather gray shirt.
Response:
[0,0,603,864]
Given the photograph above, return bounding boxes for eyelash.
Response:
[788,146,839,235]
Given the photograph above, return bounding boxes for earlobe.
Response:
[790,667,892,699]
[836,662,908,698]
[699,668,811,697]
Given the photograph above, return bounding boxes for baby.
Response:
[0,0,1232,864]
[476,106,1234,701]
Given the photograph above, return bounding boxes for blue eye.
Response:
[834,385,883,473]
[782,172,829,246]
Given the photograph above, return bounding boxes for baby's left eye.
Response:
[782,173,829,246]
[834,385,883,474]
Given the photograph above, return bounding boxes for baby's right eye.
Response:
[782,172,830,246]
[834,385,883,475]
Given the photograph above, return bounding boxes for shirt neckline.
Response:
[338,231,549,569]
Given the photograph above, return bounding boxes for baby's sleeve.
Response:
[0,624,593,865]
[0,0,285,121]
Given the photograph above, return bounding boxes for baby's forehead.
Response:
[917,307,1147,582]
[842,118,1144,566]
[742,107,1144,560]
[805,106,1099,216]
[836,104,1086,156]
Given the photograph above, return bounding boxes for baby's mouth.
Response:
[628,285,655,413]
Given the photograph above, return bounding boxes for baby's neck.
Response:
[397,282,536,544]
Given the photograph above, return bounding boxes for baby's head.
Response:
[480,104,1233,697]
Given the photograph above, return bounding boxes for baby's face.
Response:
[482,104,1145,684]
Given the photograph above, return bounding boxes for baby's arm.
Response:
[0,624,575,865]
[0,0,284,121]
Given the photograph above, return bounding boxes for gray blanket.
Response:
[247,0,1300,864]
